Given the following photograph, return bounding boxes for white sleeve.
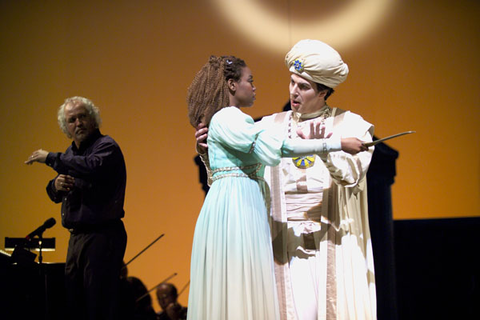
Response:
[323,112,374,188]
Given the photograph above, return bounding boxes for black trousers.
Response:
[65,220,127,320]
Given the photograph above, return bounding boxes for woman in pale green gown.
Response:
[186,56,343,320]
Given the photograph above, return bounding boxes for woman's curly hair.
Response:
[187,55,246,127]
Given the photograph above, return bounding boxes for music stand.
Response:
[5,237,55,265]
[5,237,56,320]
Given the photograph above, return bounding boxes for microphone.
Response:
[26,217,56,240]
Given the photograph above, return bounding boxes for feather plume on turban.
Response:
[285,39,349,88]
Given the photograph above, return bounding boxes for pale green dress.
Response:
[188,106,283,320]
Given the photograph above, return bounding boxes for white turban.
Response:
[285,39,349,88]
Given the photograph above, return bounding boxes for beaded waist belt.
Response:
[211,163,264,182]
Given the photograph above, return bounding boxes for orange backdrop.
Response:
[1,0,479,311]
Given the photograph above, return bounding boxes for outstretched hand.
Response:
[25,149,49,165]
[297,121,332,139]
[195,123,208,153]
[341,138,369,155]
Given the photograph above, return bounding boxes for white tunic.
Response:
[263,108,377,320]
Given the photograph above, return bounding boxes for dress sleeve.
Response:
[281,137,342,157]
[209,107,284,166]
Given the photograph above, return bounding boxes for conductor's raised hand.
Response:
[25,149,49,165]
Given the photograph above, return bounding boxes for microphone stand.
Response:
[37,233,44,265]
[35,231,49,320]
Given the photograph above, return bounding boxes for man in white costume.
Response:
[262,39,376,320]
[195,39,376,319]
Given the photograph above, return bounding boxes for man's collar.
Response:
[292,105,331,122]
[72,129,102,152]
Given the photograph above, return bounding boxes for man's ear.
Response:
[317,89,327,99]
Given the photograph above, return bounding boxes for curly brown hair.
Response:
[187,55,246,127]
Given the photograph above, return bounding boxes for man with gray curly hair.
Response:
[26,96,127,320]
[57,96,102,138]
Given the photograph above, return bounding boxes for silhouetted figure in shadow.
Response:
[118,262,157,320]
